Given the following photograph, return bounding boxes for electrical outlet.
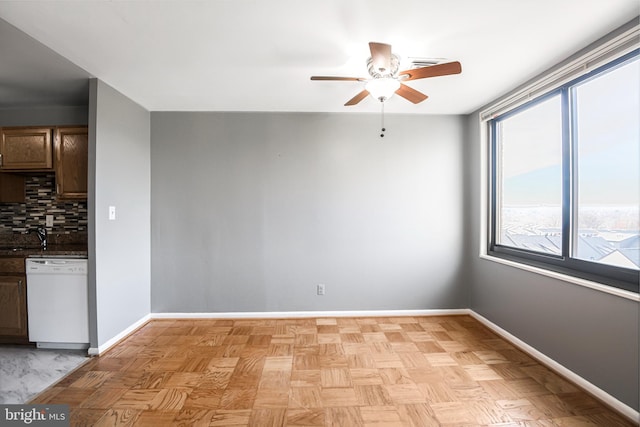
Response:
[45,215,54,227]
[317,284,325,296]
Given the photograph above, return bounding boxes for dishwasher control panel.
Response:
[26,258,88,275]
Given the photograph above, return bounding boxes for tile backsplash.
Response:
[0,173,87,233]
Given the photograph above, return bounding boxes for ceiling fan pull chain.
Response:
[380,101,386,138]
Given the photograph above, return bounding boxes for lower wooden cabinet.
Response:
[0,275,27,340]
[0,257,28,343]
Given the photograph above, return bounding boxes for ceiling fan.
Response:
[311,42,462,106]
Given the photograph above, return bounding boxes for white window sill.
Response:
[479,253,639,302]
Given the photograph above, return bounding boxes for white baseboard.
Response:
[150,308,470,319]
[469,311,639,423]
[88,313,151,356]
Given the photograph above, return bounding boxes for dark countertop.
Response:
[0,245,88,258]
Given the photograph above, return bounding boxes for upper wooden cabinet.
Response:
[0,173,25,203]
[55,127,88,199]
[0,127,53,171]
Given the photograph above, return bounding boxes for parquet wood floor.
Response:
[30,315,635,426]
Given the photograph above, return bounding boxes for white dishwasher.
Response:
[26,257,89,349]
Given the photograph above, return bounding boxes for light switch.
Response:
[45,215,54,227]
[108,206,116,220]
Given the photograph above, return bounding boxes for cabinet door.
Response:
[0,127,53,170]
[0,173,25,203]
[0,275,27,338]
[55,127,88,199]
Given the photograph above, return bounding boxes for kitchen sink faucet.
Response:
[32,226,47,250]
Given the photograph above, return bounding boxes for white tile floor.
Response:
[0,345,88,404]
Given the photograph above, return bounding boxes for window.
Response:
[488,50,639,293]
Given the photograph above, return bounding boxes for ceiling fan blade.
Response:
[395,84,428,104]
[345,90,370,106]
[311,76,365,81]
[399,61,462,81]
[369,42,392,73]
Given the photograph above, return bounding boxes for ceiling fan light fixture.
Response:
[310,42,461,106]
[365,77,400,102]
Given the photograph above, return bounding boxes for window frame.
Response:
[487,49,640,294]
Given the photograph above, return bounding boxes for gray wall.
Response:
[464,113,639,411]
[0,106,87,127]
[151,112,467,313]
[89,79,150,348]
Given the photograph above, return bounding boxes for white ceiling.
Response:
[0,1,637,114]
[0,19,90,109]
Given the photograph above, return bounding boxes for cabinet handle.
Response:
[18,279,23,297]
[0,153,3,167]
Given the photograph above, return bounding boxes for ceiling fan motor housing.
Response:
[367,53,400,78]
